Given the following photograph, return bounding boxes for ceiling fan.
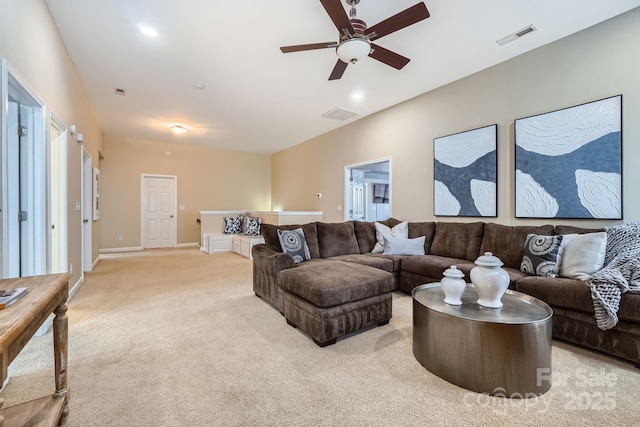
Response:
[280,0,430,80]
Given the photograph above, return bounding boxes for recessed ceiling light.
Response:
[351,92,365,100]
[170,124,188,135]
[137,23,158,38]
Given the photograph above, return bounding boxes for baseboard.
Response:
[99,246,144,254]
[177,242,199,248]
[69,274,84,301]
[91,256,101,270]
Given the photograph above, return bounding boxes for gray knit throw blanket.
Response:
[587,222,640,330]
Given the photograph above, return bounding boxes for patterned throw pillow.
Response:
[277,228,311,264]
[243,217,262,236]
[223,216,243,234]
[521,234,565,277]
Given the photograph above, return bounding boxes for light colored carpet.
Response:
[2,248,639,426]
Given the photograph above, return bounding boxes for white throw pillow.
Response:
[383,235,426,256]
[373,221,408,253]
[559,232,607,281]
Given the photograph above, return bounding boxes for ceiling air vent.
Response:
[496,25,537,46]
[321,107,359,121]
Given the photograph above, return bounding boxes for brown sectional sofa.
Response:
[252,219,640,365]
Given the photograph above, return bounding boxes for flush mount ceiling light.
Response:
[170,124,188,135]
[137,23,158,37]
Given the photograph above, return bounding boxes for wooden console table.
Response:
[0,273,71,426]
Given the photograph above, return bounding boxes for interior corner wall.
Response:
[100,136,271,250]
[0,0,103,283]
[271,8,640,226]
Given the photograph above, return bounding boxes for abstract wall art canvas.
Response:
[434,124,497,217]
[515,95,622,219]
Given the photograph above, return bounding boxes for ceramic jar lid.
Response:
[443,265,465,278]
[474,252,504,267]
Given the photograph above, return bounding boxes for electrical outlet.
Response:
[119,235,124,241]
[69,263,73,273]
[337,204,342,211]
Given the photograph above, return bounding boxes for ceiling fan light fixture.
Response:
[336,39,371,64]
[170,124,189,135]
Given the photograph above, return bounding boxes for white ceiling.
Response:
[45,0,640,154]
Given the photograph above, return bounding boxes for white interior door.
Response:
[351,169,365,221]
[48,116,68,274]
[142,175,176,249]
[82,150,92,272]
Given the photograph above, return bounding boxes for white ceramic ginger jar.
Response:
[441,265,466,305]
[470,252,510,308]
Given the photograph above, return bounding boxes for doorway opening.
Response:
[344,158,391,222]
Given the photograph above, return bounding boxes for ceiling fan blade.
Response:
[369,44,410,70]
[367,3,430,41]
[280,42,337,53]
[320,0,354,34]
[329,59,349,80]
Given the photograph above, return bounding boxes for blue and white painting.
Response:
[434,124,497,217]
[515,95,622,219]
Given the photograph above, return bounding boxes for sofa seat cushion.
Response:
[515,276,594,317]
[401,255,476,282]
[279,261,394,308]
[516,276,640,323]
[366,253,403,272]
[329,254,394,272]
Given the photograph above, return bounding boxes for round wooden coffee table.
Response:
[412,283,553,398]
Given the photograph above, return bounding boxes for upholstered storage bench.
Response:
[279,260,394,347]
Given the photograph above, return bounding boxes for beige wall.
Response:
[0,0,103,285]
[272,8,640,227]
[100,136,271,249]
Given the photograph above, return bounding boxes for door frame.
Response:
[140,174,178,249]
[82,149,92,273]
[344,157,392,221]
[47,111,68,274]
[1,58,48,278]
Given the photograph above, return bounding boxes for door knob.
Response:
[83,219,89,223]
[170,215,174,218]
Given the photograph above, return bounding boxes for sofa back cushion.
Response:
[261,223,320,259]
[480,223,554,269]
[554,225,604,235]
[353,218,401,253]
[408,222,436,254]
[430,222,485,261]
[317,221,361,258]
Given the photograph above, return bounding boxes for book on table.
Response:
[0,287,28,309]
